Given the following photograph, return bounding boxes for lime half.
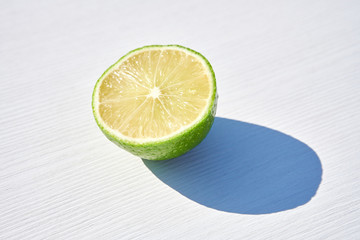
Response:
[92,45,217,160]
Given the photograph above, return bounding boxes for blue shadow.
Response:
[143,117,322,214]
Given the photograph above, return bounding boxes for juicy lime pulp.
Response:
[92,45,217,160]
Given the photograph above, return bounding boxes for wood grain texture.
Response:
[1,0,359,239]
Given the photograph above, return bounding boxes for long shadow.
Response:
[143,117,322,214]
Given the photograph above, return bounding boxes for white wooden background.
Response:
[1,0,359,239]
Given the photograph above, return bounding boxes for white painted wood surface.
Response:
[1,0,359,239]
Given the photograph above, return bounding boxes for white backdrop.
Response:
[1,0,359,239]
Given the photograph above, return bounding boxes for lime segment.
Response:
[92,45,217,160]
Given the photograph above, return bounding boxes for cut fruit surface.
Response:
[92,45,217,160]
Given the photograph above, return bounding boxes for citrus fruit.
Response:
[92,45,217,160]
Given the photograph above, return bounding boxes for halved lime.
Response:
[92,45,217,160]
